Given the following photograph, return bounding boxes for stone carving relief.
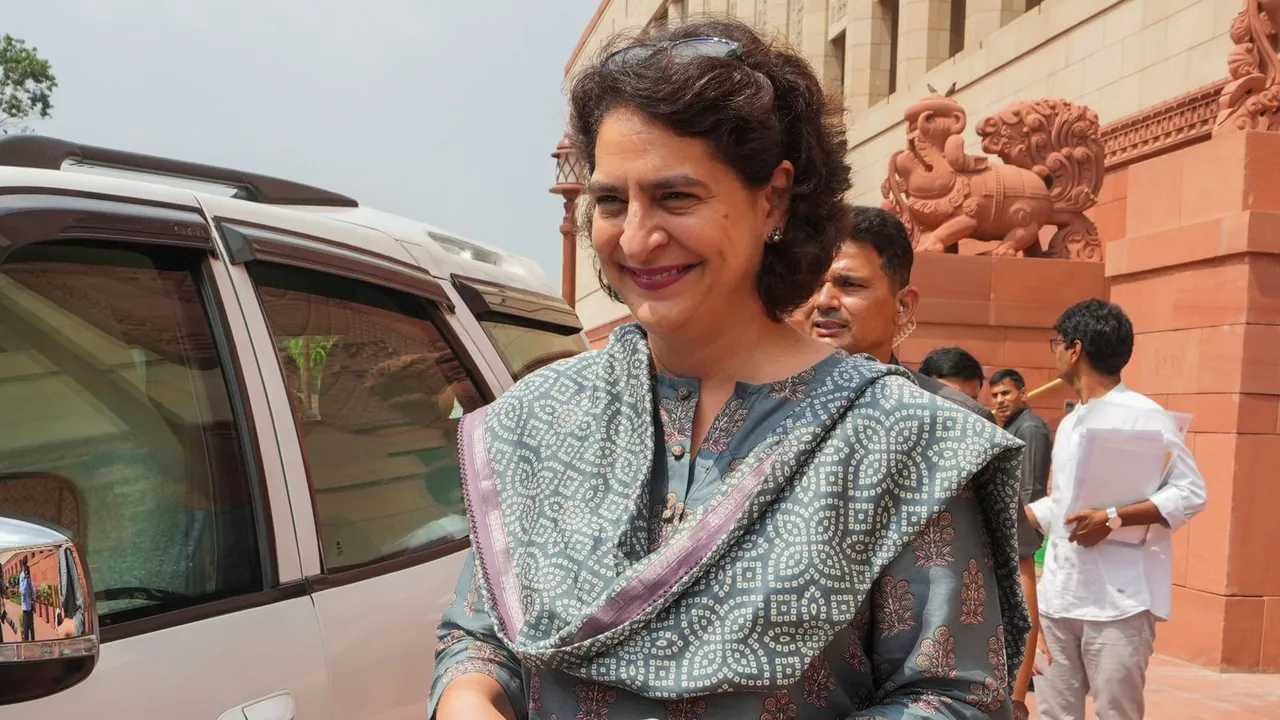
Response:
[880,95,1106,261]
[1105,81,1224,168]
[1215,0,1280,134]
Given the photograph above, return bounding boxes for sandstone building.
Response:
[563,0,1233,336]
[553,0,1280,674]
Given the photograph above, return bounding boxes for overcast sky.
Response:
[2,0,600,286]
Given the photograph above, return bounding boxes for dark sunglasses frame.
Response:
[604,36,744,67]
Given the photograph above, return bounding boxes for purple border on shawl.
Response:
[460,408,525,637]
[569,450,778,644]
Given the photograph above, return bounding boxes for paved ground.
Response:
[1027,654,1280,718]
[1,598,55,642]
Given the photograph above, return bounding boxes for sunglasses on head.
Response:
[604,36,744,67]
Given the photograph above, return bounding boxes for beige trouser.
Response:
[1035,611,1156,720]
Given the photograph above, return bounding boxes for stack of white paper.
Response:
[1063,428,1169,545]
[1060,400,1192,547]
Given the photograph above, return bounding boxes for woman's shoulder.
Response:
[831,355,1021,448]
[827,352,938,404]
[471,348,611,444]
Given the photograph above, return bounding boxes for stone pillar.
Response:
[897,0,955,90]
[797,0,840,98]
[847,0,899,110]
[787,0,805,49]
[964,0,1026,50]
[1107,130,1280,671]
[768,0,790,36]
[826,1,849,101]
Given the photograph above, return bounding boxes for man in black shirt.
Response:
[990,368,1053,559]
[991,368,1054,710]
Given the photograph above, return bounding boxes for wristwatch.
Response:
[1105,507,1123,530]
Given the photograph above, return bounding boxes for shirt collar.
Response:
[1081,382,1128,406]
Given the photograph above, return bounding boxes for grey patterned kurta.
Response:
[431,353,1015,719]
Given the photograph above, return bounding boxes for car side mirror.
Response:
[0,514,99,705]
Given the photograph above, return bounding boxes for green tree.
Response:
[0,33,57,135]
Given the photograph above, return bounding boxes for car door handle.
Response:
[216,691,295,720]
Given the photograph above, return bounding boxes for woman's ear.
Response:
[765,160,795,228]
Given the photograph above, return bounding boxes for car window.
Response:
[0,240,263,630]
[479,321,587,380]
[248,262,486,573]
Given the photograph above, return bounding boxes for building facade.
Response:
[555,0,1280,673]
[562,0,1236,337]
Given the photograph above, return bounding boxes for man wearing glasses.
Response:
[1027,299,1207,720]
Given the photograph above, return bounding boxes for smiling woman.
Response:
[573,32,849,335]
[429,16,1029,720]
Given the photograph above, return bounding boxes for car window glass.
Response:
[248,262,485,572]
[479,320,587,380]
[0,240,263,632]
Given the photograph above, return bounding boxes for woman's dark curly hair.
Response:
[568,16,851,320]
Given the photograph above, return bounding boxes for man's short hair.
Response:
[1054,298,1134,376]
[918,346,985,383]
[844,205,913,292]
[989,368,1026,390]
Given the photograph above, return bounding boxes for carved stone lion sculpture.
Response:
[880,95,1105,260]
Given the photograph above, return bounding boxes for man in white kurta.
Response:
[1027,299,1207,720]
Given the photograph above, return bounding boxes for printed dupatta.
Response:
[459,323,1029,698]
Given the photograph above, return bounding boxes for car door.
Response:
[0,191,332,718]
[204,210,495,719]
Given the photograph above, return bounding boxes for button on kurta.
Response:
[672,445,686,459]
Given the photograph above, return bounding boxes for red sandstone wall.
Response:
[1087,166,1130,251]
[1107,130,1280,672]
[900,253,1106,433]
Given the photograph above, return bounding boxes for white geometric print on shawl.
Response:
[458,323,1030,699]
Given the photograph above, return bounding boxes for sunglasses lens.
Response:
[668,38,742,61]
[605,44,657,67]
[606,37,743,67]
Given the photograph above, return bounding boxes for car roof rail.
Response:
[0,135,359,207]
